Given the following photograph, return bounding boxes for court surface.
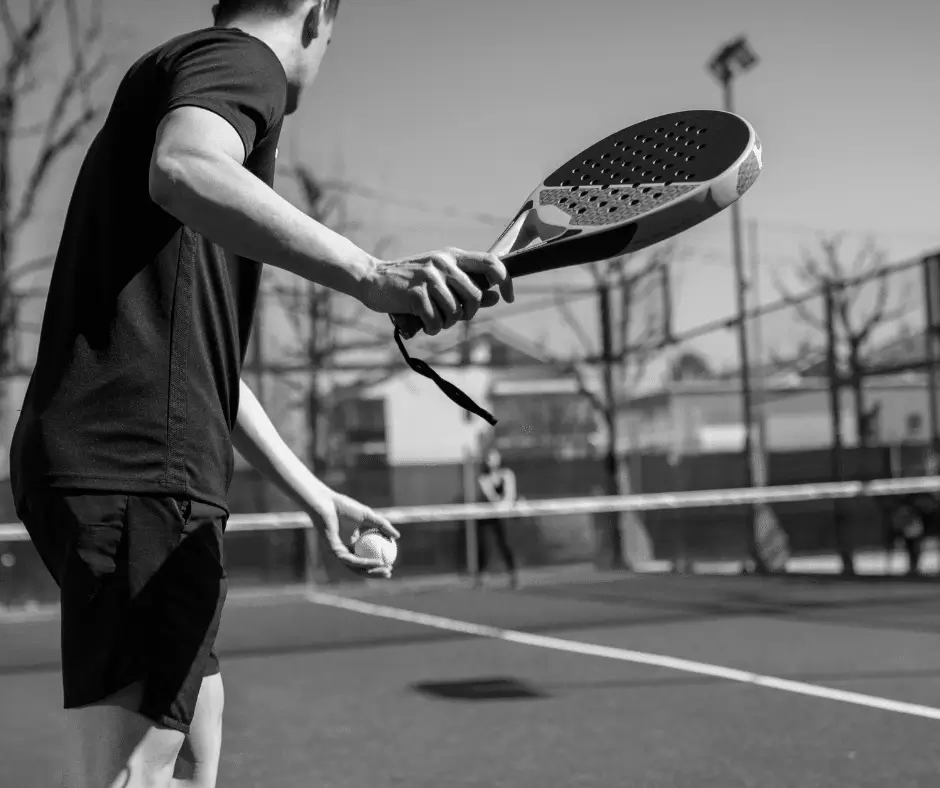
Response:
[2,567,939,787]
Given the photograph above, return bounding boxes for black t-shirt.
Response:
[9,27,288,515]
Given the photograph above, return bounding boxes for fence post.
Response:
[824,281,855,576]
[921,253,940,464]
[730,210,761,572]
[462,445,479,581]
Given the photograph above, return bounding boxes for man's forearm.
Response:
[152,149,376,299]
[231,378,329,514]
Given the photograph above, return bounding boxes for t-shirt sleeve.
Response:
[160,35,287,160]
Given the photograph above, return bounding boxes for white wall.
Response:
[381,367,494,464]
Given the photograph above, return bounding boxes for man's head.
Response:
[212,0,341,114]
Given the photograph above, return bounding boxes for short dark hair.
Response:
[214,0,340,23]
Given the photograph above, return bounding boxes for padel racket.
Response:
[392,109,762,339]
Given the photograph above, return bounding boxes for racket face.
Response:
[493,110,761,274]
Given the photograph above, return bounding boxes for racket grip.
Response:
[390,272,494,340]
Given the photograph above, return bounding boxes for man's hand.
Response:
[358,247,515,336]
[306,490,401,579]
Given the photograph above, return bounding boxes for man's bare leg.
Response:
[172,674,224,788]
[63,675,224,788]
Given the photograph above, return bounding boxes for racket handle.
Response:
[390,272,491,338]
[390,211,527,339]
[390,312,421,338]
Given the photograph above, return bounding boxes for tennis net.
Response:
[1,475,939,610]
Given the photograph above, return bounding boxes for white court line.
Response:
[307,591,940,722]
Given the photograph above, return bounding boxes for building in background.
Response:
[323,323,601,467]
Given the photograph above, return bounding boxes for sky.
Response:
[14,0,940,371]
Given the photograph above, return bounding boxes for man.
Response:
[476,448,520,590]
[9,1,512,786]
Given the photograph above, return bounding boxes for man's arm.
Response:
[231,379,399,576]
[478,473,498,504]
[150,107,375,300]
[500,468,517,505]
[231,378,334,514]
[149,107,510,332]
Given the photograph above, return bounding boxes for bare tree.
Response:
[551,246,674,569]
[775,235,909,449]
[270,164,399,476]
[0,0,107,374]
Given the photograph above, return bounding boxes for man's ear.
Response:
[302,1,322,43]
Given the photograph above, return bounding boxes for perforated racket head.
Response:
[391,109,761,338]
[491,109,762,273]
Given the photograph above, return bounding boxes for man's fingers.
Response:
[336,550,393,579]
[412,289,443,336]
[389,249,514,338]
[441,271,484,322]
[485,252,514,304]
[499,271,514,304]
[479,291,500,309]
[454,252,513,303]
[427,276,462,331]
[372,520,400,540]
[428,252,485,325]
[452,250,514,308]
[337,550,386,570]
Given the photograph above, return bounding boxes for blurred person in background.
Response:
[476,448,520,590]
[886,447,940,577]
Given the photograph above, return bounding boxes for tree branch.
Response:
[567,358,606,417]
[586,259,604,285]
[63,0,103,117]
[13,103,102,232]
[819,234,847,281]
[0,0,17,43]
[774,274,827,332]
[616,266,630,360]
[554,289,594,354]
[4,0,55,80]
[7,0,107,234]
[1,252,53,287]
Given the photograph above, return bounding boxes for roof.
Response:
[419,321,555,367]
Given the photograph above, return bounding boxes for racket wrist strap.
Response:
[393,329,497,426]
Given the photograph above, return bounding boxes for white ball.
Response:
[354,529,398,567]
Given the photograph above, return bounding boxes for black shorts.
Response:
[18,490,228,734]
